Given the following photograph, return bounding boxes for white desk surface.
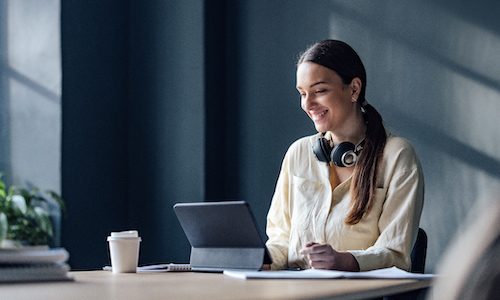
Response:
[0,270,433,300]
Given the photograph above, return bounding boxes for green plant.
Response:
[0,172,65,247]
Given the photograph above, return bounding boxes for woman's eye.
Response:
[316,89,327,94]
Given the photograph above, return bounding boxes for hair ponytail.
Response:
[345,102,386,225]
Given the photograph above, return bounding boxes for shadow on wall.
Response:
[3,66,60,103]
[326,1,500,93]
[387,107,500,180]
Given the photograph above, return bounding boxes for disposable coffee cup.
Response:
[107,230,141,273]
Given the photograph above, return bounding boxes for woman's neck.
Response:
[326,116,366,146]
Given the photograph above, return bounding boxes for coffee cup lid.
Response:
[110,230,139,238]
[107,230,142,241]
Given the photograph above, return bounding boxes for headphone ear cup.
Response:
[312,138,332,163]
[331,142,356,167]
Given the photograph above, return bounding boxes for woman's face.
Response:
[296,62,359,134]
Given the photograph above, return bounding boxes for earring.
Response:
[351,97,357,102]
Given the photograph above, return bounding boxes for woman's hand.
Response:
[299,242,360,271]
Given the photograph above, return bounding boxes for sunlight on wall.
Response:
[3,0,61,191]
[328,0,500,272]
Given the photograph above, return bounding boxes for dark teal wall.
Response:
[61,1,131,268]
[126,0,205,265]
[62,0,500,272]
[62,0,206,268]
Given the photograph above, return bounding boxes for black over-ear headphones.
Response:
[312,134,365,167]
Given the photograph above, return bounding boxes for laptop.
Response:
[173,201,272,272]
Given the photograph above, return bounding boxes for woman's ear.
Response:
[350,77,362,99]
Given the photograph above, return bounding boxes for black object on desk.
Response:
[173,201,272,272]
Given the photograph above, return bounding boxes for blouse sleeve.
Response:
[265,147,293,270]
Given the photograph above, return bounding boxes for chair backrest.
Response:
[409,228,427,273]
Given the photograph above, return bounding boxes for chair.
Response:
[409,228,427,274]
[380,228,428,299]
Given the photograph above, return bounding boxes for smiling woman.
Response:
[265,40,424,272]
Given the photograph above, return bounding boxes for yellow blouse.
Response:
[266,131,424,271]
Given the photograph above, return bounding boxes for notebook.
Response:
[173,201,272,272]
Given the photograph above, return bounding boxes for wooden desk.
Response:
[0,270,432,300]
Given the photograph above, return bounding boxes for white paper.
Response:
[223,266,436,280]
[224,269,344,279]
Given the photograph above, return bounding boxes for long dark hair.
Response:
[298,40,387,225]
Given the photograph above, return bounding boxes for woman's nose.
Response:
[301,94,316,110]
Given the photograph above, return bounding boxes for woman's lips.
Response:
[311,110,327,121]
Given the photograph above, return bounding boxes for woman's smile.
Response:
[311,110,328,122]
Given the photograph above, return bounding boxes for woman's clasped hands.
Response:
[299,242,360,271]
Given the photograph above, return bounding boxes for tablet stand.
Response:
[190,247,266,272]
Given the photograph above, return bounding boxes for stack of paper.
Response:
[0,247,73,282]
[223,266,436,280]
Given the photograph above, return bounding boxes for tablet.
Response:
[173,201,272,271]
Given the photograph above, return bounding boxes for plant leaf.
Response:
[0,178,6,199]
[10,195,28,215]
[0,212,7,242]
[10,186,33,207]
[45,190,66,216]
[33,207,53,238]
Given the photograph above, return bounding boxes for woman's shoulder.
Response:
[281,133,322,163]
[385,131,415,151]
[386,131,413,149]
[383,131,421,168]
[288,132,321,151]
